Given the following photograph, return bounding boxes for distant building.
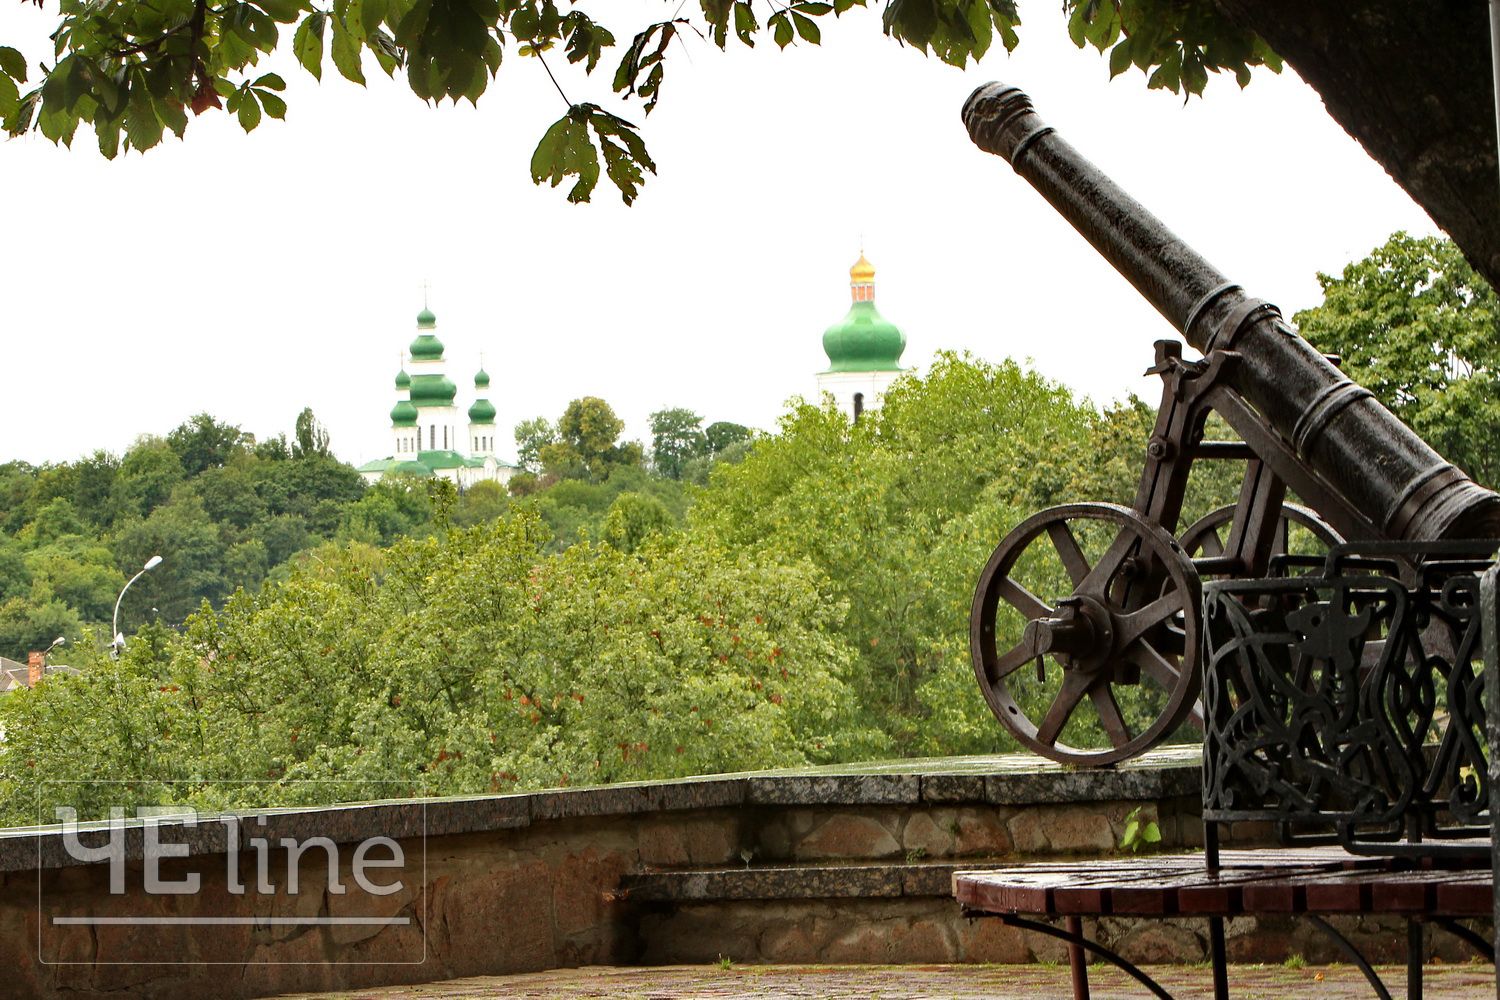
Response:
[0,653,76,692]
[816,253,908,420]
[358,306,518,488]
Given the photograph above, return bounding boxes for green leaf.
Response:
[769,11,793,48]
[5,89,40,137]
[793,2,832,13]
[126,97,165,152]
[1142,823,1162,844]
[155,97,188,139]
[530,114,574,187]
[1147,50,1181,92]
[345,0,369,41]
[1066,4,1087,48]
[1108,41,1132,79]
[790,11,820,44]
[252,73,287,92]
[0,74,16,121]
[97,120,120,159]
[732,2,757,45]
[256,90,288,119]
[331,18,368,85]
[0,46,26,84]
[238,91,263,131]
[361,0,390,36]
[294,13,327,80]
[255,0,307,22]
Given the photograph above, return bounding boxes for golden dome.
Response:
[850,254,876,283]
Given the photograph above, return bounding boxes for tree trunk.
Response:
[1214,0,1500,291]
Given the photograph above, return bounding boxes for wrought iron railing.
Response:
[1201,542,1494,859]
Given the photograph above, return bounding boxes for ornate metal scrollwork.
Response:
[1201,543,1493,858]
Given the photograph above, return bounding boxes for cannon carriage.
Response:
[961,83,1500,767]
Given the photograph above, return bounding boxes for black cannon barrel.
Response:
[962,82,1500,542]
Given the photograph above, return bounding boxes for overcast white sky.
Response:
[1,3,1437,468]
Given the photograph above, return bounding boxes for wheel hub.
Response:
[1022,595,1114,672]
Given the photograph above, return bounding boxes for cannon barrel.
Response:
[962,83,1500,542]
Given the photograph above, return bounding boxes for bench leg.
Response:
[1208,916,1228,1000]
[1407,919,1423,1000]
[1066,915,1090,1000]
[998,913,1175,999]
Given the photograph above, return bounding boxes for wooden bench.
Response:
[954,544,1498,998]
[955,849,1492,999]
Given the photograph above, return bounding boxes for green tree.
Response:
[704,421,753,456]
[649,407,707,480]
[0,513,875,824]
[513,417,557,474]
[548,397,640,481]
[1294,232,1500,488]
[453,480,510,528]
[600,492,676,553]
[254,434,292,462]
[110,437,185,520]
[0,538,30,602]
[692,353,1103,755]
[71,450,121,529]
[111,492,228,622]
[0,1,1280,209]
[0,596,78,663]
[0,463,36,534]
[167,413,248,476]
[23,537,125,622]
[292,407,332,459]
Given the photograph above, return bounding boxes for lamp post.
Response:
[43,635,65,673]
[111,555,162,659]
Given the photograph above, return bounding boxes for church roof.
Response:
[822,254,906,373]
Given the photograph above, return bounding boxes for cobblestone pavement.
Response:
[281,962,1496,999]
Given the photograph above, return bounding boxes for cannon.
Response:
[961,83,1500,767]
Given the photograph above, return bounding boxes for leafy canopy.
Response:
[1294,232,1500,490]
[1,1,1278,203]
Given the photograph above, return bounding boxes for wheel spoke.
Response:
[1036,670,1092,746]
[1080,528,1140,594]
[1090,684,1133,747]
[988,639,1036,683]
[1130,643,1184,692]
[996,576,1052,620]
[1116,589,1186,650]
[1198,529,1224,558]
[1272,516,1289,556]
[1047,521,1092,587]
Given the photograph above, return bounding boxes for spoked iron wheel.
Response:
[970,502,1202,766]
[1180,502,1343,575]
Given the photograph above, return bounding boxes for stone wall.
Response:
[0,747,1482,998]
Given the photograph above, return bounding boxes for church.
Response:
[357,306,518,487]
[816,253,907,419]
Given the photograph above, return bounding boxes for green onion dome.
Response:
[390,400,418,426]
[822,254,905,373]
[409,332,444,361]
[417,307,436,329]
[822,301,906,372]
[474,368,490,389]
[395,369,411,389]
[468,398,496,423]
[408,373,457,405]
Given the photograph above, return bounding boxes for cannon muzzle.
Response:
[962,82,1500,542]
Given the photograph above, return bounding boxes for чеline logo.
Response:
[36,784,426,965]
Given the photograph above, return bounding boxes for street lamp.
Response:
[111,555,162,658]
[39,636,65,679]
